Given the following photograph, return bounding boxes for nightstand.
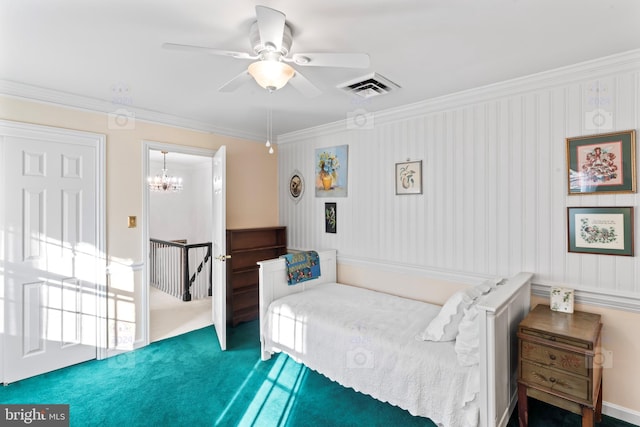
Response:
[517,304,603,427]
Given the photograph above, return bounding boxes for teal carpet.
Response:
[0,321,636,427]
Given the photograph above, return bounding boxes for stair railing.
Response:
[149,239,212,301]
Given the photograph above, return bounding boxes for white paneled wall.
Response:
[278,50,640,297]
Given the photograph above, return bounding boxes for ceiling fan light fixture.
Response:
[248,60,295,91]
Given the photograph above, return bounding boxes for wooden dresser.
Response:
[517,304,603,427]
[226,227,287,326]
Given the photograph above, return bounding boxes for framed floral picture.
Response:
[566,130,636,195]
[567,207,634,256]
[315,145,348,197]
[395,160,422,195]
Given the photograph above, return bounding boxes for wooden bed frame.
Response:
[258,249,532,427]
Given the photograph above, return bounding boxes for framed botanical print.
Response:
[567,207,634,256]
[566,130,636,195]
[395,160,422,195]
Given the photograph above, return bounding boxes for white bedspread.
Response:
[263,283,480,427]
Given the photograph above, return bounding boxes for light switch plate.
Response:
[128,216,137,228]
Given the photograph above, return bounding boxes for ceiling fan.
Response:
[163,5,370,97]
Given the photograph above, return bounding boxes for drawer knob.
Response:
[549,354,556,361]
[549,377,556,383]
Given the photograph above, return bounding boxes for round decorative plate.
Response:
[289,170,304,203]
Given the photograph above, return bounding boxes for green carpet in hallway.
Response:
[0,321,636,427]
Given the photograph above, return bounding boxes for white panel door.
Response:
[2,134,99,383]
[212,146,226,351]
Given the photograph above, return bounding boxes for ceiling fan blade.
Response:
[288,71,322,98]
[288,53,370,69]
[255,5,286,52]
[162,43,257,60]
[218,70,253,92]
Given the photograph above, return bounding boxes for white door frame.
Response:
[0,119,107,382]
[141,141,216,346]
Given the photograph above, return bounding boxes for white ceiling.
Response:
[1,0,639,142]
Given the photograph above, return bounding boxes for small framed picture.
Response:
[566,130,636,195]
[550,287,575,313]
[288,170,304,203]
[395,160,422,195]
[325,203,336,233]
[567,207,634,256]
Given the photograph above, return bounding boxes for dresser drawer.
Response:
[520,340,588,376]
[521,360,589,401]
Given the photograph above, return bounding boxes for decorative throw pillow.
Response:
[475,278,502,295]
[474,283,493,295]
[454,304,480,366]
[454,279,503,366]
[464,285,484,300]
[421,291,474,342]
[420,278,504,342]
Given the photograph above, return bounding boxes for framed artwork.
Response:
[288,170,304,203]
[316,145,348,197]
[566,130,636,195]
[395,160,422,195]
[567,207,634,256]
[325,203,336,233]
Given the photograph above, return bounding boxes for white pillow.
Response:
[475,282,493,295]
[454,304,480,366]
[464,285,484,300]
[421,291,474,341]
[420,279,503,342]
[475,278,502,294]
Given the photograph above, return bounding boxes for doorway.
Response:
[142,142,217,344]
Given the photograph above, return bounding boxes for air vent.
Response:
[337,73,400,98]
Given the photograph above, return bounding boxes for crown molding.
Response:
[278,48,640,145]
[0,80,264,143]
[4,48,639,146]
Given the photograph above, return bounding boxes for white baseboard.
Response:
[603,401,640,425]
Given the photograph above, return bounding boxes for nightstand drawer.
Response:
[520,327,590,350]
[520,340,588,376]
[521,360,589,401]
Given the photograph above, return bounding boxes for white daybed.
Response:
[258,249,532,427]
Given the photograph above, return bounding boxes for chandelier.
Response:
[148,151,183,192]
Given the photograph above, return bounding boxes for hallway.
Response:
[150,287,213,342]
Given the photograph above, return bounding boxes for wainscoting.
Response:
[278,49,640,298]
